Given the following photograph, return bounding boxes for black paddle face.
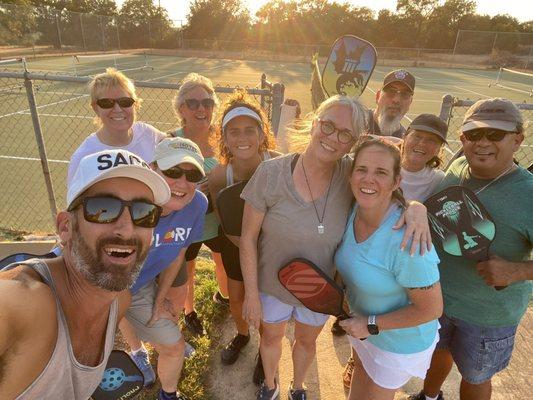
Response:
[91,350,144,400]
[322,35,377,98]
[0,251,57,270]
[425,186,495,261]
[278,258,348,319]
[216,180,247,236]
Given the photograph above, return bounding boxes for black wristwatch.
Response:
[367,315,379,335]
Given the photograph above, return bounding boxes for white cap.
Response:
[222,106,262,130]
[67,149,171,207]
[153,137,205,175]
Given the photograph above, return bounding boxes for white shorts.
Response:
[259,292,330,327]
[348,333,439,390]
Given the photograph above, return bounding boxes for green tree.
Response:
[396,0,439,47]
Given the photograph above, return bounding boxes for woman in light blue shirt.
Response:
[335,138,443,400]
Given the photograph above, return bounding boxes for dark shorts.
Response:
[219,232,243,281]
[436,313,517,384]
[171,259,188,287]
[184,235,224,261]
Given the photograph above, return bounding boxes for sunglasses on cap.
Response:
[68,196,162,228]
[96,97,136,109]
[463,128,517,142]
[184,98,215,111]
[318,119,356,144]
[382,87,412,100]
[160,165,204,183]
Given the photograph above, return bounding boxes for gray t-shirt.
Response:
[401,166,445,202]
[241,153,353,305]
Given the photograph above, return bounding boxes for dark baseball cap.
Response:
[382,69,416,92]
[408,114,448,143]
[462,98,523,132]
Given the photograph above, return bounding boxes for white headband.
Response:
[222,106,262,130]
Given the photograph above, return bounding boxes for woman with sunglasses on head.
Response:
[170,73,229,338]
[207,90,280,366]
[121,137,208,400]
[68,68,165,182]
[240,96,432,400]
[335,138,442,400]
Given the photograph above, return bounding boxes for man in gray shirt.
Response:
[0,149,169,399]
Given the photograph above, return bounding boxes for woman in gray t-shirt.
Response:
[240,96,432,400]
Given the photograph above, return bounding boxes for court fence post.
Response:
[22,65,59,224]
[271,82,285,136]
[439,94,455,125]
[80,13,87,54]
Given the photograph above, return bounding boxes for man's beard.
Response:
[69,218,148,292]
[377,108,403,136]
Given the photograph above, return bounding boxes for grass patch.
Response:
[131,253,227,400]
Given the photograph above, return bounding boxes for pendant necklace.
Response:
[301,156,334,234]
[460,163,516,195]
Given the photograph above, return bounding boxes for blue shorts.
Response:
[436,313,517,384]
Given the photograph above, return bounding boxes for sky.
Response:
[124,1,533,24]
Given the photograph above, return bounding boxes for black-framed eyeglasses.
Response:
[68,196,161,228]
[96,97,136,109]
[184,98,215,111]
[160,164,204,183]
[318,119,356,144]
[382,87,412,100]
[463,128,517,142]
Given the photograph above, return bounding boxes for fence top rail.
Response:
[0,70,272,95]
[453,98,533,110]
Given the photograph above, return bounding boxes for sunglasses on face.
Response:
[382,87,413,100]
[96,97,136,109]
[463,128,517,142]
[318,119,356,144]
[184,98,215,111]
[160,165,204,183]
[68,196,161,228]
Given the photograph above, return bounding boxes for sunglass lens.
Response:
[488,131,506,141]
[162,167,184,179]
[185,99,200,110]
[84,197,122,223]
[201,98,215,109]
[131,202,161,228]
[117,97,135,108]
[96,98,115,109]
[185,169,204,183]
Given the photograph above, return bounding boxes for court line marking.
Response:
[453,86,490,98]
[0,94,89,120]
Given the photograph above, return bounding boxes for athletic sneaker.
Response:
[408,391,444,400]
[331,316,346,336]
[342,356,355,388]
[184,341,196,358]
[256,381,279,400]
[157,389,189,400]
[253,351,265,385]
[212,291,230,307]
[221,333,250,365]
[184,311,206,337]
[288,382,307,400]
[129,348,156,387]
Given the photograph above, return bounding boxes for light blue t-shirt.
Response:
[335,204,441,354]
[130,191,208,293]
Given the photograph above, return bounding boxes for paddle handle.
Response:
[483,250,506,291]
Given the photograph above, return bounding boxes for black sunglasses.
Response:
[463,128,517,142]
[96,97,136,109]
[68,196,161,228]
[160,165,204,183]
[184,98,215,111]
[318,119,356,144]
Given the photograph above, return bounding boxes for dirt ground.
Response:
[207,307,532,399]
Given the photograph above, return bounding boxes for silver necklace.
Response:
[460,163,516,195]
[301,156,334,234]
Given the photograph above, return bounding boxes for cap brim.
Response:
[383,80,414,92]
[157,155,206,176]
[68,165,171,207]
[462,120,517,132]
[409,124,447,144]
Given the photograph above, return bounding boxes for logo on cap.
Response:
[394,70,407,80]
[169,141,200,155]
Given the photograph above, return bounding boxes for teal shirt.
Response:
[434,157,533,327]
[335,204,440,354]
[171,128,220,242]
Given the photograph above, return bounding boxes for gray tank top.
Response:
[226,152,272,185]
[8,259,118,400]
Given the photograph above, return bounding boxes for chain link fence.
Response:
[0,69,284,233]
[439,95,533,168]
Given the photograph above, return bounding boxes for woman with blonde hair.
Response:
[68,67,164,182]
[240,95,432,400]
[208,89,280,365]
[169,73,229,337]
